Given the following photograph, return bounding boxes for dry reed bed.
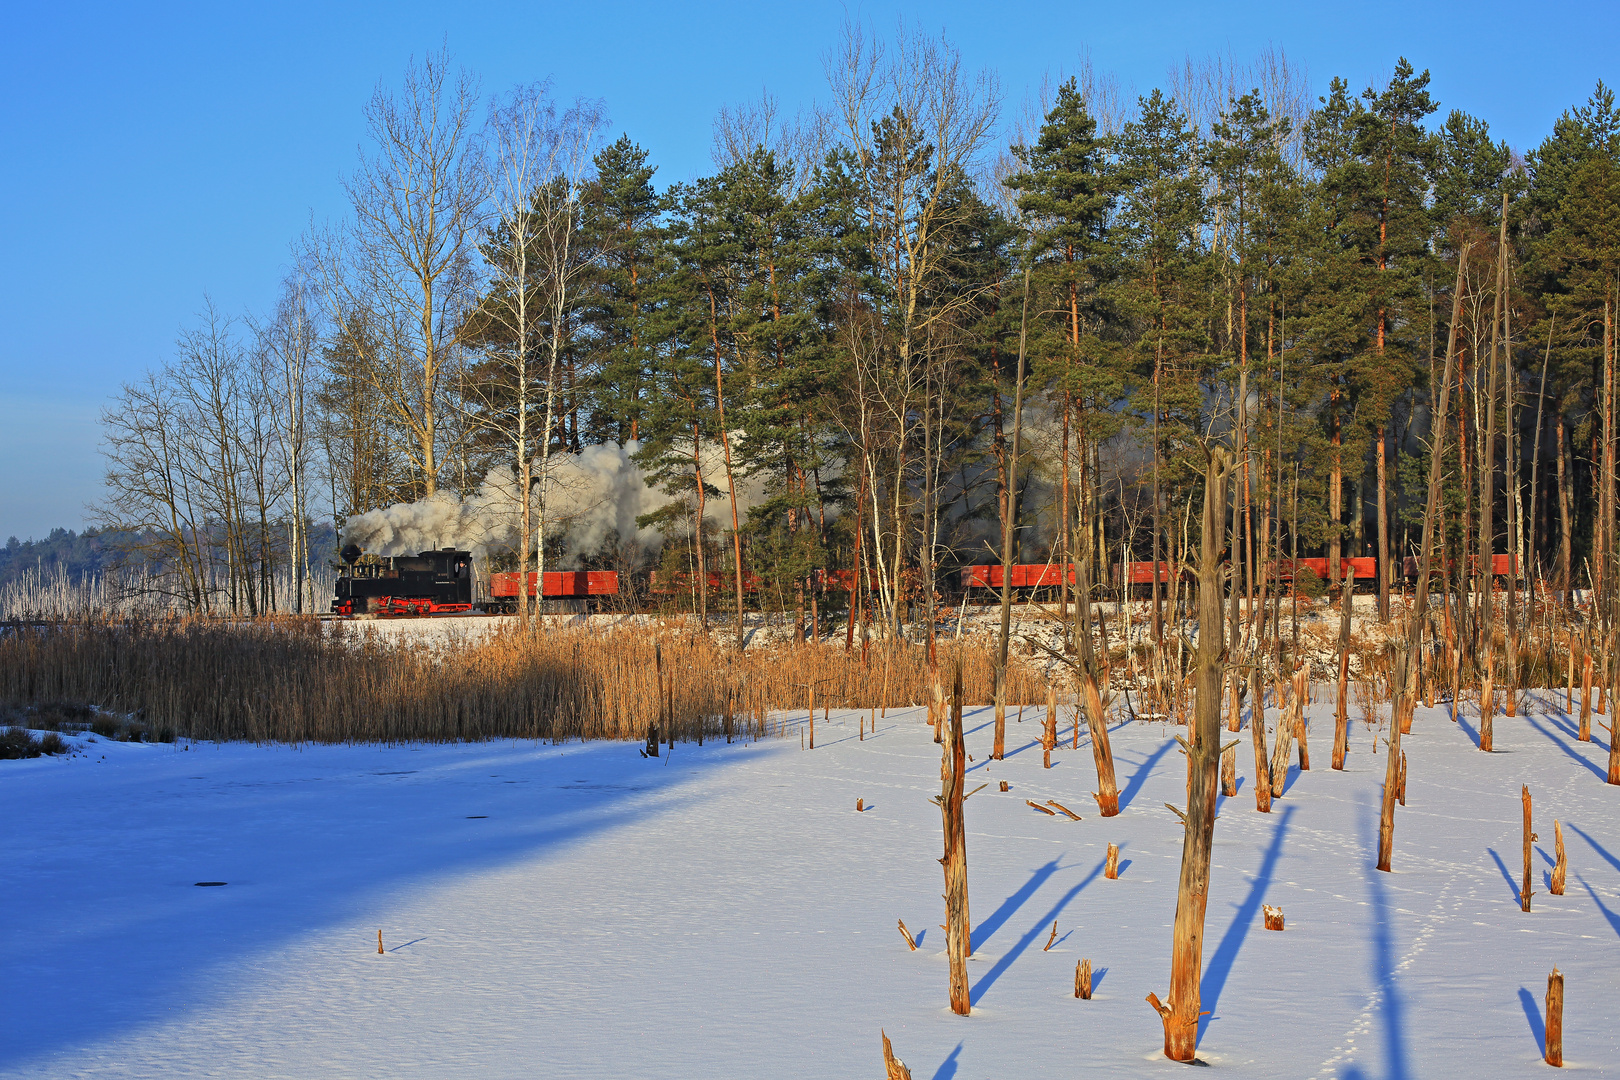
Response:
[0,618,1047,745]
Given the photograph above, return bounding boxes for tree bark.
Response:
[1545,967,1564,1068]
[1146,447,1230,1063]
[993,266,1032,760]
[939,662,970,1015]
[1521,784,1534,912]
[1381,245,1469,873]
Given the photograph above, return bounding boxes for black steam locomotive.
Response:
[332,545,475,616]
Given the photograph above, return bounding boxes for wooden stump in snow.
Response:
[1545,967,1564,1067]
[857,798,865,812]
[897,918,917,951]
[1580,654,1594,742]
[882,1030,914,1080]
[1269,715,1295,800]
[1293,667,1311,771]
[1552,820,1567,896]
[1480,653,1495,752]
[377,930,384,955]
[1105,842,1120,879]
[1075,958,1092,999]
[1263,905,1284,931]
[999,780,1009,792]
[1522,785,1536,913]
[1221,741,1237,797]
[1043,921,1058,951]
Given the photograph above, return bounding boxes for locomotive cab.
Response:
[333,546,474,616]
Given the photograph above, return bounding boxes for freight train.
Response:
[959,554,1521,598]
[331,543,1525,618]
[331,545,621,617]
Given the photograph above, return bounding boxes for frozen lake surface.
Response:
[5,692,1619,1077]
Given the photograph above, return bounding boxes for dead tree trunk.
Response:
[1146,447,1231,1063]
[1294,667,1311,771]
[1076,556,1121,815]
[1552,820,1567,895]
[1381,244,1469,873]
[1581,650,1594,742]
[937,662,970,1015]
[1545,967,1564,1067]
[992,267,1032,761]
[1251,679,1272,813]
[1522,785,1535,912]
[882,1031,914,1080]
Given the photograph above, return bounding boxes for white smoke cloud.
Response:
[342,439,774,567]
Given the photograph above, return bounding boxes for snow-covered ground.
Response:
[5,693,1618,1077]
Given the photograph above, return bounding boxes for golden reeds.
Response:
[0,617,1046,745]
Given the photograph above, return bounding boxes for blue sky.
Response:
[1,0,1613,541]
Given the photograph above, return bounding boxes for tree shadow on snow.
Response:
[1577,874,1620,940]
[1198,805,1294,1044]
[1117,736,1177,812]
[0,739,736,1070]
[1358,806,1413,1080]
[931,1042,963,1080]
[1487,848,1525,904]
[971,859,1062,952]
[971,855,1106,1003]
[1518,987,1547,1053]
[1567,821,1620,877]
[1521,713,1608,781]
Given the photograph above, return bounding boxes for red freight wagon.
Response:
[1113,561,1180,586]
[489,570,620,600]
[959,564,1081,589]
[1270,557,1376,581]
[1400,553,1520,580]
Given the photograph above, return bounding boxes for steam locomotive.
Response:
[331,544,620,617]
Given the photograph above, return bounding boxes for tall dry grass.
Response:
[0,618,1047,745]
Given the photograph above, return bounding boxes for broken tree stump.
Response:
[1580,654,1594,742]
[882,1030,914,1080]
[1523,785,1536,913]
[1552,820,1567,896]
[377,930,385,955]
[857,798,865,812]
[1044,921,1058,951]
[1269,713,1295,800]
[999,780,1009,792]
[897,918,918,951]
[1294,667,1310,771]
[1222,740,1237,796]
[1545,966,1564,1067]
[1075,958,1092,999]
[1105,842,1120,879]
[1263,905,1284,931]
[1252,682,1273,813]
[1480,652,1495,752]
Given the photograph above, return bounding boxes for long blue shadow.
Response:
[1117,736,1177,812]
[0,739,730,1069]
[1456,712,1482,748]
[1364,809,1413,1080]
[1577,874,1620,939]
[1568,822,1620,877]
[1199,805,1295,1043]
[971,855,1106,1003]
[1523,713,1608,780]
[1518,988,1547,1053]
[1487,848,1523,904]
[931,1042,963,1080]
[972,859,1062,952]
